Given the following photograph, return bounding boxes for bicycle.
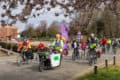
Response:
[72,48,80,61]
[17,49,33,66]
[112,46,117,54]
[102,45,106,54]
[17,51,28,66]
[38,49,61,72]
[87,49,97,66]
[38,53,46,72]
[79,48,86,60]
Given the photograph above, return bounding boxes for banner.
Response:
[50,54,61,67]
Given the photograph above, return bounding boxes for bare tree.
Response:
[0,0,119,24]
[47,21,60,37]
[21,24,35,38]
[34,20,47,38]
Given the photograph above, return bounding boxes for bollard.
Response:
[113,56,116,65]
[0,46,1,53]
[105,59,108,68]
[94,65,98,74]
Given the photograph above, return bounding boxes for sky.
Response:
[0,0,71,32]
[0,0,108,33]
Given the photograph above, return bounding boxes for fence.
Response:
[93,54,117,74]
[0,46,18,56]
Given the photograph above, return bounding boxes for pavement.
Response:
[0,48,119,80]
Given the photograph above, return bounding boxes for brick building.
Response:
[0,25,18,40]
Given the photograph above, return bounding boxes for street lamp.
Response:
[17,34,21,42]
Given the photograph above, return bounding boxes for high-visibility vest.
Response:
[90,43,97,49]
[17,42,23,51]
[23,40,31,50]
[26,41,31,49]
[107,39,111,44]
[52,39,64,52]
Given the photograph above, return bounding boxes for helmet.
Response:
[90,33,94,37]
[22,35,27,40]
[39,42,45,49]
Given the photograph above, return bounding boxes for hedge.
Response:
[0,42,49,53]
[0,42,18,52]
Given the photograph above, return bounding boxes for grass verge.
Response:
[76,66,120,80]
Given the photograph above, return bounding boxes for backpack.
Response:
[71,42,74,48]
[112,41,118,47]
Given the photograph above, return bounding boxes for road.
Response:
[0,49,119,80]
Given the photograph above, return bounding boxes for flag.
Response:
[61,22,69,41]
[77,31,81,39]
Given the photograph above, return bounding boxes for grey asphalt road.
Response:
[0,49,119,80]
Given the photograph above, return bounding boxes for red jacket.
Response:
[100,38,107,45]
[80,43,86,49]
[37,42,45,49]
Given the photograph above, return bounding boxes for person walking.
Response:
[71,39,79,60]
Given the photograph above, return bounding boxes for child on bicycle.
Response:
[37,42,52,68]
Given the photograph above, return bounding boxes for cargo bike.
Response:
[38,49,62,72]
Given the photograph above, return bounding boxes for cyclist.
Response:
[80,41,87,58]
[112,39,118,54]
[52,34,64,53]
[106,38,112,53]
[51,33,64,67]
[37,42,51,70]
[17,38,33,61]
[100,37,107,54]
[37,42,46,61]
[87,33,98,65]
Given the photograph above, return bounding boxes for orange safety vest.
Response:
[17,42,23,51]
[25,40,31,50]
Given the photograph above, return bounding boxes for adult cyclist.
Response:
[87,33,98,65]
[52,34,64,53]
[17,38,33,61]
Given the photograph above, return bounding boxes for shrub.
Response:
[31,46,37,52]
[0,42,50,53]
[0,42,18,52]
[0,42,7,48]
[12,44,18,52]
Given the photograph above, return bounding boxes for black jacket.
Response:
[71,40,79,49]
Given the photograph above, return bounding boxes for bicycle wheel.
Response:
[72,53,75,61]
[113,48,116,54]
[102,46,105,54]
[88,50,94,66]
[38,58,45,72]
[16,55,23,66]
[88,55,92,66]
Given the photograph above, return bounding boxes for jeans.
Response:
[72,48,79,60]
